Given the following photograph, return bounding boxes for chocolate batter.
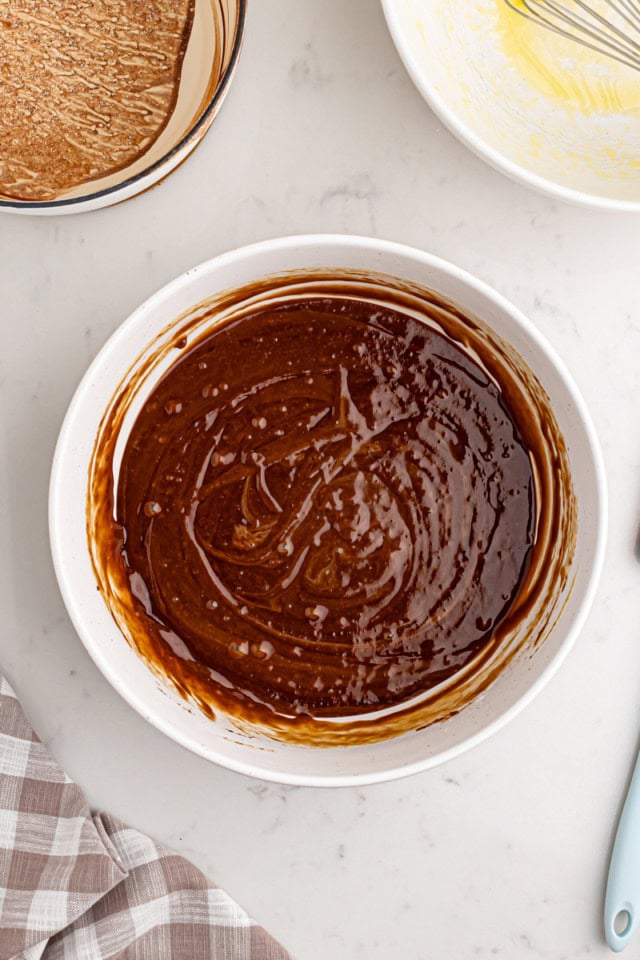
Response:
[114,296,535,719]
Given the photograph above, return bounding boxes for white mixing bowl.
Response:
[382,0,640,210]
[49,235,606,785]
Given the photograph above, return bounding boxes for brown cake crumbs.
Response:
[0,0,195,201]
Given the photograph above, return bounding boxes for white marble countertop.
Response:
[2,1,640,957]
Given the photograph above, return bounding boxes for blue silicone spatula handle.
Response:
[605,747,640,950]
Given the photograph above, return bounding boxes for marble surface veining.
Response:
[1,1,640,957]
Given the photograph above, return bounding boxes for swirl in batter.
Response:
[114,296,535,719]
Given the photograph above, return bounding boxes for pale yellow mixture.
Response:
[496,0,640,115]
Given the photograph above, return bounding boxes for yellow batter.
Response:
[496,0,640,115]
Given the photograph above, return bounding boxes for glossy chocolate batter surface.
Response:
[114,296,535,719]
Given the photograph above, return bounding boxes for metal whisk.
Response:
[503,0,640,73]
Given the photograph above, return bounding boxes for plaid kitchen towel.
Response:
[0,676,292,960]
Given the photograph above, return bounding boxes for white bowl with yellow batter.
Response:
[382,0,640,209]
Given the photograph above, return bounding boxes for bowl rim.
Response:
[49,234,608,786]
[380,0,640,213]
[0,0,247,212]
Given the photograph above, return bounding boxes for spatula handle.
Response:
[605,748,640,951]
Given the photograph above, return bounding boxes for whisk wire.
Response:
[607,0,640,32]
[570,0,640,46]
[504,0,640,73]
[546,0,640,57]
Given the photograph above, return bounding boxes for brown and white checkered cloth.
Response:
[0,677,293,960]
